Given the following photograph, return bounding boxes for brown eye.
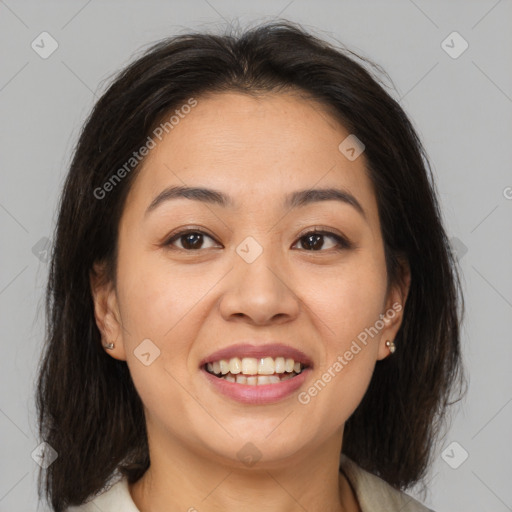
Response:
[165,230,219,250]
[294,230,352,251]
[164,228,352,252]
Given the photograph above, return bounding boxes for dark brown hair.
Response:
[36,20,466,511]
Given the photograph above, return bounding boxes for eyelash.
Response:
[163,227,353,252]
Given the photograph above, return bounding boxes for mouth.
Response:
[199,343,313,403]
[203,356,309,385]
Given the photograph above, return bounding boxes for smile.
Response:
[204,356,307,385]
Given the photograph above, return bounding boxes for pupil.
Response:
[183,233,202,249]
[303,234,323,250]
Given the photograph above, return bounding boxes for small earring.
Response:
[385,340,396,354]
[104,341,115,350]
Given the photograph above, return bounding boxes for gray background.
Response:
[1,1,511,510]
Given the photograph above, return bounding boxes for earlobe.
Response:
[89,263,127,361]
[377,258,410,360]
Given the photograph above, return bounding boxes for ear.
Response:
[89,261,127,361]
[377,256,411,361]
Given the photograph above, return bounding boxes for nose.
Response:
[218,248,301,326]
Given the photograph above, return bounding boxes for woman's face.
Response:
[91,91,409,468]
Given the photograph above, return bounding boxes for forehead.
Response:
[124,91,378,222]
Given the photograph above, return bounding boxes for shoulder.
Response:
[339,454,436,512]
[64,477,140,512]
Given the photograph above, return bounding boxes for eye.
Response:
[292,229,352,252]
[163,227,352,252]
[164,229,220,251]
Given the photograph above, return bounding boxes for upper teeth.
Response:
[206,357,304,376]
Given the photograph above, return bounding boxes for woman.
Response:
[36,20,465,512]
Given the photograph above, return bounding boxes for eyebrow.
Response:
[144,185,367,220]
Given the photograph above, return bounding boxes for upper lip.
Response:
[200,342,314,368]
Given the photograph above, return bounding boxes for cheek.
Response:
[115,258,206,429]
[307,256,388,347]
[300,310,380,437]
[116,248,222,384]
[116,247,203,342]
[296,258,386,422]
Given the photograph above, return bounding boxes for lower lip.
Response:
[202,367,312,405]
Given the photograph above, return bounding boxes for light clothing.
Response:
[66,454,434,511]
[339,454,434,511]
[66,476,138,512]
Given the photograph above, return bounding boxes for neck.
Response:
[129,422,359,512]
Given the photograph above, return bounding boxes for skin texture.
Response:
[90,91,410,512]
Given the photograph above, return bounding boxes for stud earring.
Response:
[104,341,115,350]
[385,340,396,354]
